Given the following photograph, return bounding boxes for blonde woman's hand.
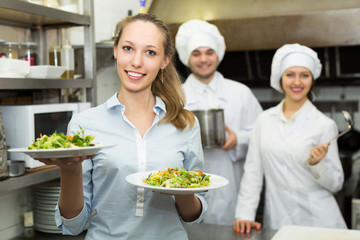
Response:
[35,155,95,170]
[233,219,261,233]
[308,143,330,165]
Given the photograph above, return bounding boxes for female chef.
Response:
[233,43,347,233]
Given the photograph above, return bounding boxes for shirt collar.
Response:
[154,96,166,115]
[275,99,311,122]
[189,75,208,94]
[105,93,166,116]
[105,92,123,109]
[188,71,225,98]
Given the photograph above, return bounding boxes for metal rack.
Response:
[0,0,96,189]
[0,0,96,105]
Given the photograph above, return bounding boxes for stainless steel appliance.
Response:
[1,102,90,168]
[0,110,9,179]
[192,109,226,149]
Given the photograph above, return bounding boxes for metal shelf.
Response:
[0,166,59,194]
[0,0,90,28]
[0,0,96,104]
[0,78,93,89]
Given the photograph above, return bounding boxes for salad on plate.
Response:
[143,167,211,188]
[28,126,97,150]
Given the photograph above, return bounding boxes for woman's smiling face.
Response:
[281,66,313,103]
[113,20,170,94]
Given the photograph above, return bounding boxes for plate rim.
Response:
[8,144,117,153]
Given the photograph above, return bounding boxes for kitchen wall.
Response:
[252,87,360,130]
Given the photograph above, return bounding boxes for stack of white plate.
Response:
[34,180,61,234]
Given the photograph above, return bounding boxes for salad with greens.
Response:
[28,126,97,150]
[143,167,211,188]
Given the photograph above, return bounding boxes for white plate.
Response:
[35,200,58,206]
[26,65,66,79]
[35,228,62,234]
[35,189,60,194]
[125,170,229,195]
[8,144,117,159]
[36,204,56,211]
[35,222,60,231]
[35,191,59,198]
[35,209,55,216]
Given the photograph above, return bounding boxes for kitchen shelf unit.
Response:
[0,0,97,105]
[0,0,96,190]
[0,166,59,194]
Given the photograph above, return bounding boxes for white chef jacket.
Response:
[235,99,347,229]
[183,72,263,225]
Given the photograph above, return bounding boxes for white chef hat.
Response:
[270,43,322,93]
[175,19,226,67]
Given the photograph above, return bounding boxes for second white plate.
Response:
[125,170,229,195]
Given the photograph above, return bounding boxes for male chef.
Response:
[175,19,263,225]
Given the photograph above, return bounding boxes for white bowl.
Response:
[0,58,30,78]
[26,65,66,79]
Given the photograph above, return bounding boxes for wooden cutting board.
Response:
[271,225,360,240]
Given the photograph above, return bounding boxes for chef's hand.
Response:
[35,155,95,169]
[308,143,330,165]
[221,126,237,150]
[233,219,261,233]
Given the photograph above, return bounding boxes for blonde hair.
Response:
[113,13,195,130]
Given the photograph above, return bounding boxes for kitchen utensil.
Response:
[192,109,226,149]
[308,110,353,163]
[0,58,30,78]
[326,110,353,144]
[7,160,25,177]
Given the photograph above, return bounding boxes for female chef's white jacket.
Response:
[235,100,347,229]
[183,72,262,225]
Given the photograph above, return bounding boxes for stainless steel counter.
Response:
[12,224,277,240]
[185,224,277,240]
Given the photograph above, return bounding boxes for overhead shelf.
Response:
[0,78,93,89]
[0,0,90,28]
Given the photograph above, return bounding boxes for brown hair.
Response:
[113,13,195,130]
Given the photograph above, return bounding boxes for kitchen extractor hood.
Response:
[149,0,360,51]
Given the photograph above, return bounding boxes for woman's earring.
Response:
[160,69,164,84]
[114,58,117,71]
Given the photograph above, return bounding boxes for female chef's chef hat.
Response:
[270,43,322,93]
[175,19,226,67]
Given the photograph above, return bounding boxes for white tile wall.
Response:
[71,0,142,45]
[96,59,122,105]
[253,86,360,129]
[0,187,33,239]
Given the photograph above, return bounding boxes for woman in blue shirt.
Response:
[37,13,206,239]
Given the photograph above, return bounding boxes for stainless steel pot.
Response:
[192,109,226,149]
[7,160,25,177]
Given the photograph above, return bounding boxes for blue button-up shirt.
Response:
[55,93,207,239]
